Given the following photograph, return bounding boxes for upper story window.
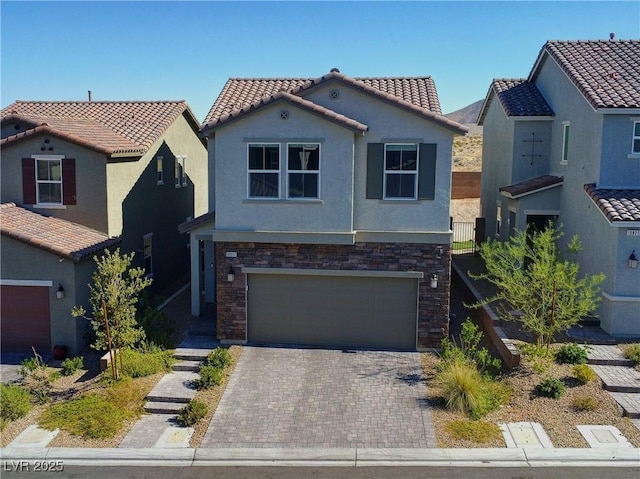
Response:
[248,144,280,198]
[287,144,320,199]
[632,121,640,154]
[22,155,76,207]
[384,144,418,199]
[561,121,570,164]
[175,155,187,188]
[157,156,164,185]
[36,157,63,204]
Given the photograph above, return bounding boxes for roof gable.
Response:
[1,101,202,157]
[202,70,467,135]
[478,79,554,124]
[0,203,121,261]
[529,40,640,110]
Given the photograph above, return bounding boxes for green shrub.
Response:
[535,377,566,399]
[572,395,599,412]
[137,306,175,349]
[196,365,224,389]
[441,319,502,376]
[121,348,174,378]
[61,356,84,376]
[205,347,232,369]
[556,343,588,365]
[436,359,509,419]
[623,344,640,364]
[444,419,502,443]
[573,364,597,383]
[39,393,130,439]
[0,384,32,421]
[177,399,208,427]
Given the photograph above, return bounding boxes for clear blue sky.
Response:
[1,1,639,121]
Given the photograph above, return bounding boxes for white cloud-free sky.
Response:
[2,1,639,121]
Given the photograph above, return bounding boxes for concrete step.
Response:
[174,348,213,361]
[610,392,640,419]
[172,360,202,372]
[144,401,185,415]
[590,365,640,393]
[145,371,198,403]
[587,345,635,367]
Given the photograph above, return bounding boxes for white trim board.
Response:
[0,279,53,287]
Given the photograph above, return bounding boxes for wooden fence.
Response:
[451,171,481,199]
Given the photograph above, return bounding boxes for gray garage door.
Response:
[247,274,417,350]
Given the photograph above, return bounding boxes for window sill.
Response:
[559,160,568,166]
[378,199,423,204]
[627,154,640,160]
[243,198,324,205]
[33,204,67,210]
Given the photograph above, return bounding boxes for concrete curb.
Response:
[2,447,639,468]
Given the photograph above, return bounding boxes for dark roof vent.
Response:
[609,32,615,40]
[330,68,340,73]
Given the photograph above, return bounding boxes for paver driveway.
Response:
[201,346,436,448]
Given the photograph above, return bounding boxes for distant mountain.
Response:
[445,99,484,135]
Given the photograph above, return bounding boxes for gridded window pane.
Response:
[38,183,62,203]
[635,122,640,136]
[37,159,61,180]
[634,138,640,154]
[288,144,319,171]
[385,173,415,198]
[250,173,279,197]
[385,144,416,170]
[288,173,318,198]
[249,145,279,170]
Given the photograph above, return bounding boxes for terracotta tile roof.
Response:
[202,91,368,134]
[1,101,200,157]
[202,70,466,135]
[584,184,640,222]
[0,203,121,261]
[530,40,640,109]
[478,79,554,123]
[499,175,563,198]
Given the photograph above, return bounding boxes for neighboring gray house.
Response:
[478,40,640,337]
[0,100,208,353]
[183,69,467,350]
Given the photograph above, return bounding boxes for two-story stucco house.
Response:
[182,69,467,350]
[0,100,208,353]
[478,40,640,337]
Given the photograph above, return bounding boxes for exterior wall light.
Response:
[227,266,235,282]
[435,246,443,259]
[430,274,438,289]
[629,250,638,269]
[56,283,65,299]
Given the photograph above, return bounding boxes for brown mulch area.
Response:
[432,255,640,448]
[188,345,243,447]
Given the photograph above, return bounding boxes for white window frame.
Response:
[496,201,502,237]
[143,233,153,278]
[247,143,281,199]
[632,120,640,155]
[157,156,164,185]
[560,121,570,165]
[383,143,419,200]
[33,154,65,205]
[174,155,186,188]
[286,143,320,200]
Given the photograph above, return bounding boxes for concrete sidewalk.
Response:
[1,446,639,468]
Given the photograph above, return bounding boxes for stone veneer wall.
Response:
[215,242,451,349]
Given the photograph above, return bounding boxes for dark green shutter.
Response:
[366,143,384,199]
[417,143,437,200]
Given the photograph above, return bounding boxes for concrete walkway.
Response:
[201,346,436,449]
[587,345,640,419]
[118,319,218,448]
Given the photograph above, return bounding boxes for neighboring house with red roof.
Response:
[478,39,640,337]
[183,68,467,350]
[0,100,208,353]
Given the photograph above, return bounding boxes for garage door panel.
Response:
[248,274,416,350]
[1,285,51,351]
